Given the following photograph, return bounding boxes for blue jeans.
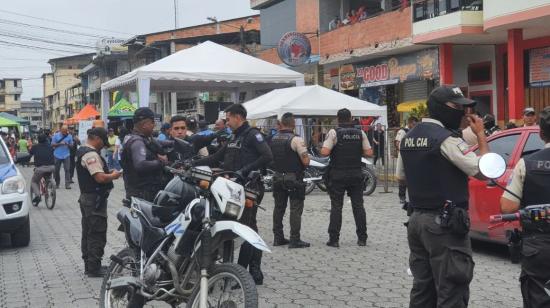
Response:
[106,151,121,171]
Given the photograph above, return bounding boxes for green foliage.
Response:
[410,103,429,119]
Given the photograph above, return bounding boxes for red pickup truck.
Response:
[468,126,545,244]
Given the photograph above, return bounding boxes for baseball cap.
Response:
[88,127,110,147]
[133,107,155,123]
[429,85,476,106]
[161,123,171,130]
[523,107,535,116]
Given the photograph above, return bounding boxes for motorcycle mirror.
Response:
[478,153,506,179]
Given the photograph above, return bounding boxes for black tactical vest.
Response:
[400,122,469,209]
[223,123,261,173]
[522,148,550,207]
[270,130,303,174]
[330,127,363,172]
[76,146,114,193]
[121,134,162,190]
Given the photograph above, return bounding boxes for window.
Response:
[521,133,545,157]
[0,95,4,103]
[0,80,4,89]
[468,62,492,85]
[476,134,520,165]
[14,94,20,101]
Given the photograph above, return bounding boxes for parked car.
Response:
[0,137,31,247]
[468,126,544,244]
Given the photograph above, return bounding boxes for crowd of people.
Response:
[17,86,550,307]
[328,0,409,31]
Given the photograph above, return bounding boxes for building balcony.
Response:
[483,0,550,33]
[412,0,484,44]
[0,86,22,95]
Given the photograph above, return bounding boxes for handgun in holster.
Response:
[94,189,110,211]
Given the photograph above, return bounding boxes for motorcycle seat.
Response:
[132,198,181,227]
[311,156,330,164]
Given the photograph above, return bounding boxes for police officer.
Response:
[77,127,121,277]
[396,85,489,308]
[321,108,373,248]
[394,116,419,204]
[500,107,550,308]
[193,103,273,285]
[121,107,167,202]
[270,112,310,248]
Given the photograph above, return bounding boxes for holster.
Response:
[439,202,470,237]
[94,189,110,211]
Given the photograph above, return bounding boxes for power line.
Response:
[0,39,90,54]
[0,18,117,39]
[0,31,96,49]
[0,8,134,36]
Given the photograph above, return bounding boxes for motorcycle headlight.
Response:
[224,201,242,218]
[2,175,26,194]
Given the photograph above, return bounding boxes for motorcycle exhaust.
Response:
[303,177,322,182]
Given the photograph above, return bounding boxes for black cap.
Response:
[523,107,535,116]
[429,85,476,106]
[88,127,110,147]
[133,107,155,123]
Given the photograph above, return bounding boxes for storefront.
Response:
[329,48,439,127]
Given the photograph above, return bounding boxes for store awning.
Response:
[0,116,20,128]
[397,100,426,113]
[0,112,30,125]
[108,98,136,117]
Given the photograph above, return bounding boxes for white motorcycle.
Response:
[100,166,270,308]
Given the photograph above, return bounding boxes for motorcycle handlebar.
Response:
[489,213,520,223]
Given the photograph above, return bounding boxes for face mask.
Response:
[428,99,465,130]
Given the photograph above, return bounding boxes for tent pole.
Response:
[101,90,111,123]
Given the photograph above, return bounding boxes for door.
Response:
[468,132,522,242]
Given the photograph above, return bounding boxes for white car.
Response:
[0,138,31,247]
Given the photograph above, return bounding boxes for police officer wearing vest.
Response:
[396,85,489,308]
[394,116,419,204]
[321,108,373,248]
[77,127,121,277]
[193,103,273,285]
[271,112,311,248]
[121,107,168,202]
[501,107,550,308]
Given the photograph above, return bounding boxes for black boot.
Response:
[289,239,310,249]
[248,248,264,285]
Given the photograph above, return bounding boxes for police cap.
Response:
[134,107,155,123]
[88,127,110,147]
[429,85,476,106]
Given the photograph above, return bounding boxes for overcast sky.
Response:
[0,0,257,100]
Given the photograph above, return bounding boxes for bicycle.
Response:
[31,172,56,209]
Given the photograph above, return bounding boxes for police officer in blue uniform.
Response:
[501,107,550,308]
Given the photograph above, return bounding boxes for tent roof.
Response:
[0,112,30,125]
[0,116,20,127]
[101,41,304,91]
[74,104,100,120]
[244,85,387,120]
[108,98,136,117]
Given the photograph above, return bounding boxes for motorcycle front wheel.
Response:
[304,169,316,195]
[100,248,141,308]
[187,264,258,308]
[362,166,377,196]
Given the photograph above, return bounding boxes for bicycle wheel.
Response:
[45,180,56,209]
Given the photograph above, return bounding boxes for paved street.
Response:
[0,167,523,307]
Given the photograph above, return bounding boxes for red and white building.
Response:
[413,0,550,125]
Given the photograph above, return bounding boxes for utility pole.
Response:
[239,26,245,53]
[173,0,178,29]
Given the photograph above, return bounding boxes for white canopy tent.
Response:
[244,85,387,124]
[100,41,305,121]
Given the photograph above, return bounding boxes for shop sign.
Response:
[341,48,439,89]
[529,47,550,87]
[277,32,312,67]
[96,38,127,56]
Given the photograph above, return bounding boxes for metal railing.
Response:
[413,0,483,22]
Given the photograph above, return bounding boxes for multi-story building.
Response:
[65,82,83,119]
[0,78,23,112]
[123,15,261,119]
[43,54,94,127]
[253,0,433,127]
[412,0,550,124]
[18,101,43,132]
